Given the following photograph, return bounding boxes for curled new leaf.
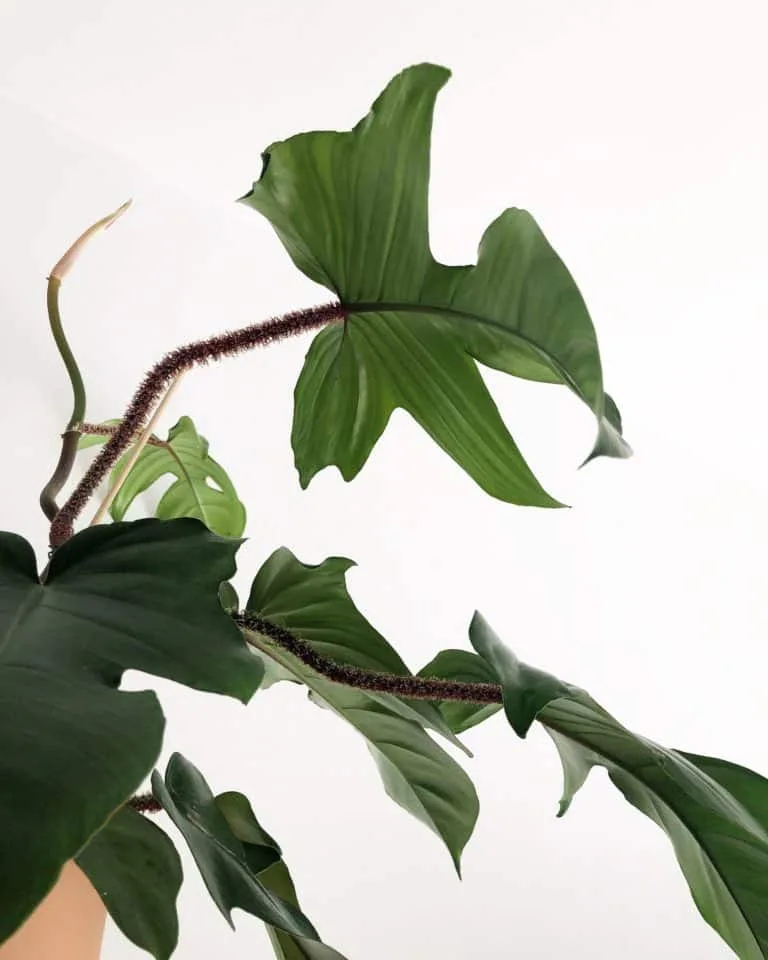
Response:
[470,611,768,959]
[241,63,630,507]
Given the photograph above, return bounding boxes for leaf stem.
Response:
[49,301,345,549]
[236,613,503,706]
[90,374,185,526]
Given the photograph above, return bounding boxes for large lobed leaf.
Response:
[469,612,768,959]
[243,552,479,873]
[79,416,246,538]
[241,63,630,507]
[152,755,349,957]
[0,519,262,943]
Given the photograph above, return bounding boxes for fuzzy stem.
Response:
[49,301,346,549]
[235,612,503,706]
[90,374,185,526]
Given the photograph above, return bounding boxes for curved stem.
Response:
[47,277,86,431]
[49,300,345,549]
[236,612,502,706]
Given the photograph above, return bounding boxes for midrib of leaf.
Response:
[539,701,763,953]
[346,301,593,408]
[0,584,44,653]
[161,441,212,528]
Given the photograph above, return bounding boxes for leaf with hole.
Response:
[470,611,768,959]
[0,518,261,944]
[241,63,630,506]
[79,416,246,537]
[76,805,183,960]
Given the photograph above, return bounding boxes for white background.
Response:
[1,1,767,957]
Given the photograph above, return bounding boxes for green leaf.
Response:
[257,862,349,960]
[152,755,336,946]
[76,806,182,960]
[246,547,469,753]
[110,416,246,537]
[0,518,261,944]
[244,625,478,873]
[469,611,768,959]
[241,63,630,506]
[215,793,349,960]
[418,648,502,733]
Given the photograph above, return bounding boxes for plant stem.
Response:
[90,374,185,525]
[49,301,345,549]
[237,613,503,707]
[39,201,132,522]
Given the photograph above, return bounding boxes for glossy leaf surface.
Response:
[152,755,343,952]
[470,612,768,959]
[242,63,630,505]
[418,648,502,734]
[0,519,260,943]
[216,792,349,960]
[77,806,183,960]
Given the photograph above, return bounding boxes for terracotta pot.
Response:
[0,862,106,960]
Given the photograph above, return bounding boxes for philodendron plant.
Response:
[3,63,768,960]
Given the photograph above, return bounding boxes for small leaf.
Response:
[246,547,469,753]
[418,648,502,733]
[219,581,240,613]
[470,611,768,960]
[152,755,336,946]
[0,518,261,943]
[241,63,630,506]
[215,795,349,960]
[244,626,478,874]
[77,806,182,960]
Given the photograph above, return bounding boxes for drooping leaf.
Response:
[79,416,246,537]
[76,806,183,960]
[152,755,341,950]
[470,611,768,959]
[0,519,261,944]
[241,63,630,506]
[244,624,478,873]
[257,862,349,960]
[418,648,502,734]
[246,547,469,753]
[215,792,349,960]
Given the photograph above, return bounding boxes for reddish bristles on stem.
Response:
[49,301,346,549]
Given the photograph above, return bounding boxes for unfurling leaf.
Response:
[470,611,768,960]
[241,63,630,507]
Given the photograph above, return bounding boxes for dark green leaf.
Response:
[0,519,260,944]
[215,793,349,960]
[257,862,349,960]
[470,611,768,959]
[152,755,330,944]
[245,626,478,873]
[418,648,502,733]
[246,547,469,753]
[76,806,182,960]
[241,63,630,506]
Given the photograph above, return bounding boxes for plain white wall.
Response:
[1,1,767,957]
